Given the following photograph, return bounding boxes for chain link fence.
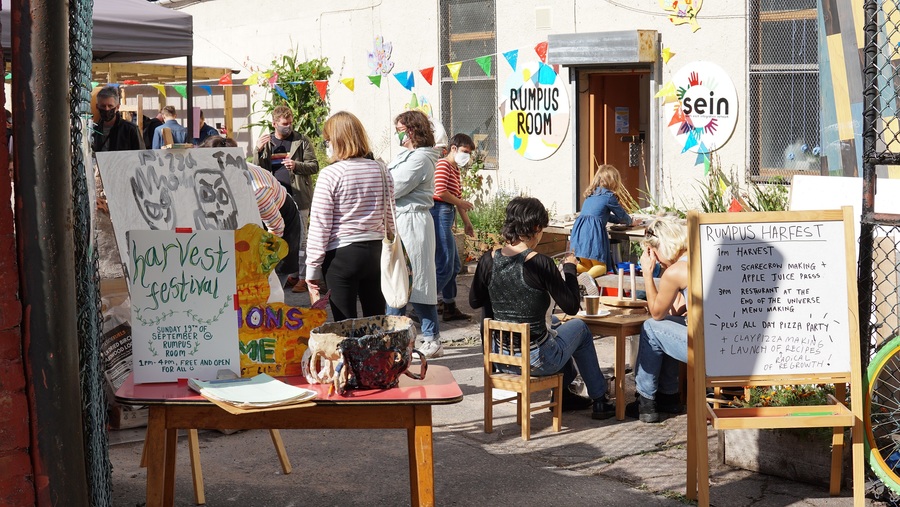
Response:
[440,0,498,167]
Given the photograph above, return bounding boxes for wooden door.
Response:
[589,74,642,203]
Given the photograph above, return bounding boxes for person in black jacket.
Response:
[142,109,164,150]
[92,86,144,152]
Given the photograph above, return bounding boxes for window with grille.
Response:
[748,0,821,181]
[440,0,498,167]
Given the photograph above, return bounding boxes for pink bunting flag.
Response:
[534,41,549,63]
[419,67,434,86]
[314,80,328,101]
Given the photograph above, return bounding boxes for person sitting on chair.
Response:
[470,196,615,420]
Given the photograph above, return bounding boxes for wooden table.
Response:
[115,365,463,507]
[559,309,651,420]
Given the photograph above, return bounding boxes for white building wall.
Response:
[179,0,751,215]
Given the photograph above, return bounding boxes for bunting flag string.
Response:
[88,40,554,101]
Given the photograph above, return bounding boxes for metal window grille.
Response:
[748,0,821,181]
[440,0,498,167]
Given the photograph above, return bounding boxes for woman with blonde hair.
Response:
[569,164,641,277]
[627,215,689,423]
[304,111,394,320]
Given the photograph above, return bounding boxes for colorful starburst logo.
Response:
[664,61,738,157]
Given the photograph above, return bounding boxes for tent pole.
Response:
[187,55,193,143]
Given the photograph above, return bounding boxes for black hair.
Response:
[500,196,549,243]
[449,133,475,151]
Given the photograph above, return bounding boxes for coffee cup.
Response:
[583,295,601,316]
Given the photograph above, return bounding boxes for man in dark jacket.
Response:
[255,105,319,293]
[142,109,164,150]
[92,86,144,152]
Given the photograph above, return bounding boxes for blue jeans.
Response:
[635,316,687,400]
[386,303,439,340]
[498,319,608,400]
[430,200,461,302]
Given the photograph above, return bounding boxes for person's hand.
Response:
[640,247,657,275]
[284,159,295,172]
[256,134,270,151]
[464,223,475,238]
[457,200,474,213]
[563,252,577,265]
[307,279,321,303]
[631,217,643,227]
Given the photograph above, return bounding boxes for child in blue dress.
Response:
[570,164,640,277]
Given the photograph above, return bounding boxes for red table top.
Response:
[115,365,463,407]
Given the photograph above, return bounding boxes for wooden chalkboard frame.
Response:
[685,208,863,507]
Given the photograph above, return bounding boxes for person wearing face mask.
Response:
[385,110,443,357]
[151,105,189,149]
[255,105,319,293]
[92,86,144,152]
[431,133,476,322]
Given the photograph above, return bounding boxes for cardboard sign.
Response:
[129,229,239,383]
[696,215,852,377]
[96,148,262,272]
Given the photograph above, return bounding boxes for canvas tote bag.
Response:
[379,163,412,308]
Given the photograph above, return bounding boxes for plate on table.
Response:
[577,309,611,318]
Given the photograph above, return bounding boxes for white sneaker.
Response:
[418,340,444,358]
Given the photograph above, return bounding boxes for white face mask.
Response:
[325,144,334,159]
[454,151,471,167]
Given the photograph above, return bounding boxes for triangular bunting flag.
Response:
[172,85,187,99]
[367,75,382,87]
[703,156,711,175]
[107,83,120,88]
[534,41,549,63]
[475,55,492,77]
[419,67,434,86]
[682,129,700,152]
[200,85,212,95]
[661,47,675,64]
[273,84,289,100]
[218,74,232,85]
[314,80,328,101]
[537,62,556,85]
[340,77,355,91]
[267,73,278,87]
[502,49,518,71]
[90,81,99,89]
[5,73,11,80]
[287,81,304,85]
[151,84,167,98]
[695,149,707,166]
[243,72,259,86]
[446,61,462,83]
[394,71,415,91]
[728,197,743,213]
[654,81,675,98]
[122,80,140,86]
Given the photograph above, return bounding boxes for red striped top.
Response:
[433,158,461,202]
[246,163,287,237]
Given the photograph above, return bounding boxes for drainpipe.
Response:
[11,0,89,504]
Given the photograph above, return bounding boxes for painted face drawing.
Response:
[192,169,238,230]
[130,165,177,230]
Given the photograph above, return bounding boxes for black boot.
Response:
[442,301,471,322]
[551,388,593,411]
[591,394,616,420]
[656,392,684,414]
[624,393,659,423]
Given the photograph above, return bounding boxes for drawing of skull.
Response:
[130,165,177,230]
[192,169,238,230]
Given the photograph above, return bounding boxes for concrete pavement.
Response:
[109,273,884,506]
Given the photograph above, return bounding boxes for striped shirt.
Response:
[305,158,395,281]
[246,163,287,237]
[432,158,461,201]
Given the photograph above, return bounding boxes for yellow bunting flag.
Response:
[151,84,166,98]
[446,61,462,83]
[340,77,355,92]
[242,72,259,86]
[661,47,675,64]
[654,81,678,104]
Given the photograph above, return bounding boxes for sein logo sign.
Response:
[665,61,738,154]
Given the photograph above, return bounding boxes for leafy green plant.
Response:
[747,176,790,212]
[460,149,486,204]
[738,384,836,408]
[248,50,332,141]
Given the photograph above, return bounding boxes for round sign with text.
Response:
[665,61,738,154]
[499,62,570,161]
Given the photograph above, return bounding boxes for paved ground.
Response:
[109,273,887,506]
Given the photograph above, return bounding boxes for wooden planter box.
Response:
[721,428,850,487]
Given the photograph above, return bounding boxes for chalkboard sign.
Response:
[692,210,855,379]
[129,229,240,383]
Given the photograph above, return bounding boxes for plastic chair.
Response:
[483,319,563,441]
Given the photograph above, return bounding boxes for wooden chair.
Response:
[483,319,563,441]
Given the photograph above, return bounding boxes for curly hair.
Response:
[501,196,549,243]
[394,110,435,148]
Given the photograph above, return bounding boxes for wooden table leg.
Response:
[406,405,435,507]
[615,331,626,420]
[145,406,169,507]
[163,426,177,506]
[188,429,205,505]
[269,429,292,474]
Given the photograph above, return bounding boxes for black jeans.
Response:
[274,195,301,276]
[323,240,385,321]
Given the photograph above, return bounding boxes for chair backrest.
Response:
[483,319,531,376]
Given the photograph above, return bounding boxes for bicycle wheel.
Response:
[865,334,900,493]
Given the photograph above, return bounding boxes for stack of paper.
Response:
[188,374,317,409]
